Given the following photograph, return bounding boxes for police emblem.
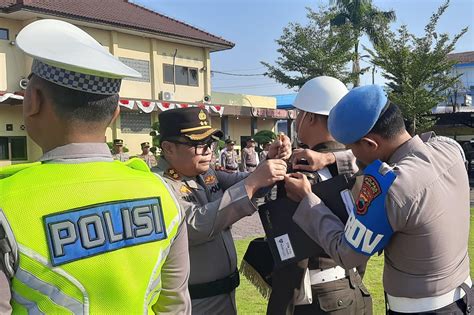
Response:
[356,175,381,215]
[198,110,208,126]
[204,175,216,185]
[180,185,191,195]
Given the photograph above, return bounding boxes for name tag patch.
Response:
[44,198,167,266]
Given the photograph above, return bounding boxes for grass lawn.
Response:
[235,209,474,314]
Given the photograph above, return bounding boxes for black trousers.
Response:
[267,264,372,315]
[388,283,473,315]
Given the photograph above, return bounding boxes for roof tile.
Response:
[0,0,234,49]
[448,51,474,64]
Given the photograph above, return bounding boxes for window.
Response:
[0,137,27,161]
[120,111,152,134]
[163,64,199,87]
[119,57,150,82]
[164,64,174,84]
[0,28,8,41]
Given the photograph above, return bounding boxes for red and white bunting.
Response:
[136,100,155,113]
[117,99,224,116]
[156,102,175,112]
[209,105,224,116]
[0,92,24,103]
[118,99,135,109]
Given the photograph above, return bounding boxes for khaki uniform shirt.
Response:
[154,157,258,315]
[242,147,258,172]
[112,152,129,162]
[294,134,470,298]
[138,153,157,169]
[0,143,191,314]
[220,149,239,171]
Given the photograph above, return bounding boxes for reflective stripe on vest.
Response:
[0,158,180,314]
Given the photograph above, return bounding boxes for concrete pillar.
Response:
[221,116,229,140]
[251,117,258,136]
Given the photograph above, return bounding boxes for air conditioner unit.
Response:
[160,91,174,101]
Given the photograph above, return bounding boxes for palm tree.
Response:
[330,0,396,87]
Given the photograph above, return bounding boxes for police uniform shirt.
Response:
[220,148,239,170]
[155,156,258,315]
[242,147,259,171]
[259,150,268,163]
[293,134,470,298]
[3,143,192,314]
[112,152,130,162]
[138,153,157,169]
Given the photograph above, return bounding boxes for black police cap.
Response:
[159,107,223,142]
[225,139,235,145]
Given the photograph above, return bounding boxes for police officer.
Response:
[242,138,259,172]
[268,76,372,315]
[285,85,472,314]
[259,142,271,163]
[138,141,158,168]
[220,139,239,172]
[154,107,288,314]
[0,19,191,314]
[112,138,130,162]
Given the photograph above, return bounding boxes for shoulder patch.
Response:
[44,197,167,266]
[356,175,381,215]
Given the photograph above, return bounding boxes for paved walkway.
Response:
[231,211,264,240]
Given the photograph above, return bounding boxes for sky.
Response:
[133,0,474,97]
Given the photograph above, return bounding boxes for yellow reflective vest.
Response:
[0,158,180,314]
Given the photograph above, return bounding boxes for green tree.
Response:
[365,0,468,134]
[330,0,396,87]
[262,6,355,88]
[253,130,277,152]
[150,121,160,146]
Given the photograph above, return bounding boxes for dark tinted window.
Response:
[0,29,8,40]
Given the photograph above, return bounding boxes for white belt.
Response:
[387,276,472,313]
[309,266,352,285]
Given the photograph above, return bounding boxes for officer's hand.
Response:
[244,159,287,198]
[291,149,336,172]
[284,173,313,202]
[267,135,292,160]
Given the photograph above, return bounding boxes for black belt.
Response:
[246,163,257,167]
[189,270,240,300]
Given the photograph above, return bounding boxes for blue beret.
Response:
[328,85,388,144]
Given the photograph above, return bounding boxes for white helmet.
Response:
[293,76,348,116]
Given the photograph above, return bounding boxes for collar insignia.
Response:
[167,168,181,180]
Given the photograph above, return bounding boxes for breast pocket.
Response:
[317,287,356,314]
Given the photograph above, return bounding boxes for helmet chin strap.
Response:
[295,111,308,148]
